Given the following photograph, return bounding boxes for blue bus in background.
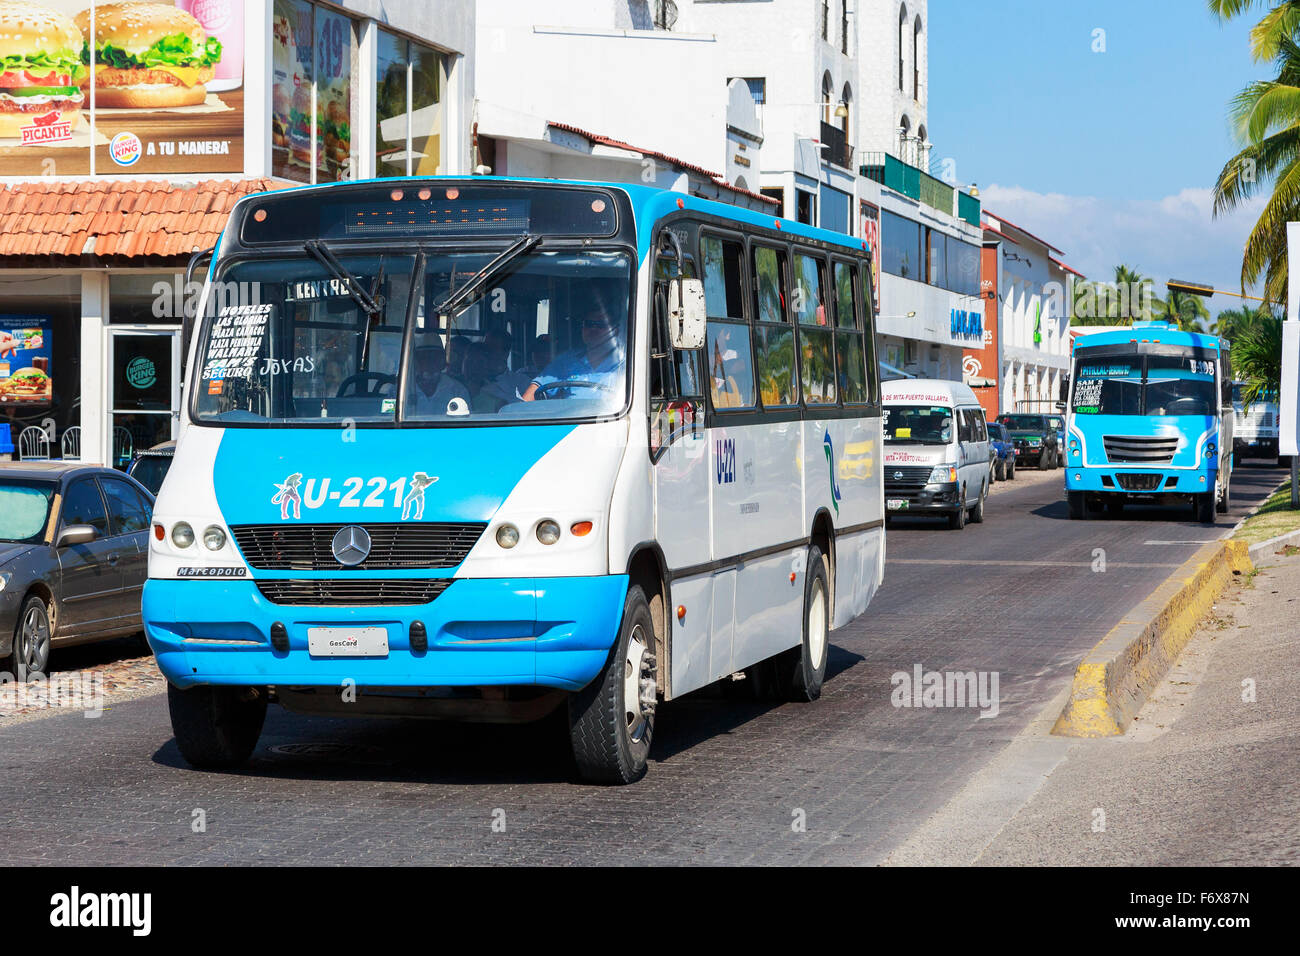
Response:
[1064,320,1233,522]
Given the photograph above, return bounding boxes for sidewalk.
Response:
[976,548,1300,865]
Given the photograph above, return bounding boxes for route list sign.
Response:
[202,303,271,387]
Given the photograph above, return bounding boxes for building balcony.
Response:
[860,151,981,227]
[819,121,854,171]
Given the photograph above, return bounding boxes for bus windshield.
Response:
[883,405,953,444]
[1072,350,1216,417]
[192,248,633,426]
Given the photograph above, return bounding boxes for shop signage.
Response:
[0,316,53,405]
[950,307,982,339]
[0,1,246,176]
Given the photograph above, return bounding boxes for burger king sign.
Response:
[109,130,142,166]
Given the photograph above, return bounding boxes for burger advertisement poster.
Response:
[0,316,53,405]
[0,0,245,175]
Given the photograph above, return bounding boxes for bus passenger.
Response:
[409,343,470,416]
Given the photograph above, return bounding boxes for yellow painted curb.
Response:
[1051,539,1253,737]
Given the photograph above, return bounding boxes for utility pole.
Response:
[1285,226,1300,507]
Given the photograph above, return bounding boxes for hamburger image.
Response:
[0,1,86,140]
[0,365,51,400]
[76,2,222,109]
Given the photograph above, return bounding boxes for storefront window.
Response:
[0,275,80,456]
[110,274,185,325]
[272,0,357,183]
[375,29,446,177]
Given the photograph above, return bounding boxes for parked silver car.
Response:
[0,463,155,680]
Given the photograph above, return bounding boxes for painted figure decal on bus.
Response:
[272,473,303,520]
[823,431,843,516]
[401,471,438,520]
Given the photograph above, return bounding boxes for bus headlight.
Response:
[171,522,195,548]
[928,465,957,484]
[203,525,226,551]
[495,524,520,549]
[536,520,561,545]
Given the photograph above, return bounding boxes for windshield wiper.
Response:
[432,233,543,322]
[304,239,383,316]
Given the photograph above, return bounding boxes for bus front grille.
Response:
[230,522,487,571]
[1103,435,1179,465]
[1115,472,1164,492]
[256,579,454,606]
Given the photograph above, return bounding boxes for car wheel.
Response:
[5,594,51,682]
[1007,459,1016,480]
[949,493,967,530]
[970,483,986,523]
[167,683,267,770]
[771,545,830,702]
[1038,452,1051,471]
[569,584,657,784]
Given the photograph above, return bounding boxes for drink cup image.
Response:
[177,0,243,92]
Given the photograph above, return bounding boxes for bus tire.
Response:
[773,545,829,703]
[1196,488,1216,524]
[1067,490,1085,520]
[167,683,266,770]
[568,585,656,785]
[948,495,967,530]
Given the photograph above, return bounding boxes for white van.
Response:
[881,379,992,530]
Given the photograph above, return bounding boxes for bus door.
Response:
[649,245,713,696]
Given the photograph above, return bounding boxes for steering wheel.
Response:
[533,380,612,400]
[337,372,397,398]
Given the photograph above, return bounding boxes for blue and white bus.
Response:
[1064,320,1233,523]
[143,178,885,783]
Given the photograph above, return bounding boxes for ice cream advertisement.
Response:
[0,0,245,175]
[0,316,53,405]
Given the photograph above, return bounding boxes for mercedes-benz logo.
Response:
[332,526,372,566]
[893,470,903,480]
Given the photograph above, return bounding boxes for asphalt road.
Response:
[0,460,1286,865]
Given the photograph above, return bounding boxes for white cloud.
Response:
[980,184,1269,312]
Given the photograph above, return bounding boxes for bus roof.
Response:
[225,175,873,262]
[1071,320,1224,352]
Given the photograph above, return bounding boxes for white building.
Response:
[473,0,983,380]
[981,212,1077,412]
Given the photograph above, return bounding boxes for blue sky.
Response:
[928,0,1273,314]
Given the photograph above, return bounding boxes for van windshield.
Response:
[883,405,953,444]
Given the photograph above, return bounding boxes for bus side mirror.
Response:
[668,277,707,350]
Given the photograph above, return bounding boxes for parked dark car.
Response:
[986,421,1017,480]
[127,440,176,496]
[998,413,1060,470]
[0,463,154,680]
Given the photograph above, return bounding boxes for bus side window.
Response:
[833,259,868,405]
[752,243,797,407]
[702,234,756,410]
[859,261,881,404]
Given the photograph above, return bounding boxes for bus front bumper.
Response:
[143,576,628,691]
[1064,467,1212,495]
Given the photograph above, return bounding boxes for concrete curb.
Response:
[1051,539,1254,737]
[1247,526,1300,563]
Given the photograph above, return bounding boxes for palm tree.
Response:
[1232,313,1283,407]
[1070,264,1160,325]
[1158,289,1212,331]
[1212,304,1278,342]
[1210,1,1300,62]
[1211,13,1300,305]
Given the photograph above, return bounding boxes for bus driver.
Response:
[520,287,624,402]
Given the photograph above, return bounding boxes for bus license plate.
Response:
[307,626,390,658]
[887,499,908,511]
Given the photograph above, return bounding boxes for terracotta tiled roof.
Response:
[546,121,779,207]
[0,178,286,263]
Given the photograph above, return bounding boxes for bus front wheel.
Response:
[568,585,657,785]
[1195,488,1216,524]
[1067,490,1086,519]
[167,683,267,770]
[772,545,830,703]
